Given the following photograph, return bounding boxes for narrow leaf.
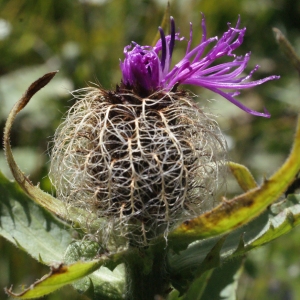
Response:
[244,194,300,250]
[273,27,300,76]
[168,194,300,292]
[228,161,257,191]
[3,72,65,216]
[5,260,106,299]
[0,171,72,263]
[83,265,125,300]
[2,72,103,230]
[167,289,183,300]
[171,236,226,295]
[182,270,214,300]
[64,241,125,299]
[169,115,300,249]
[199,257,244,300]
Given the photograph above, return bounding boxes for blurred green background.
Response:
[0,0,299,299]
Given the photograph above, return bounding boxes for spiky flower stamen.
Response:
[121,14,279,117]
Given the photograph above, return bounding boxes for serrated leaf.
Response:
[182,270,214,300]
[173,236,228,296]
[168,115,300,250]
[168,194,300,294]
[64,241,101,265]
[178,258,244,300]
[85,265,125,300]
[244,194,300,250]
[0,198,127,300]
[0,171,72,264]
[199,257,244,300]
[168,236,225,295]
[64,241,125,299]
[5,260,106,299]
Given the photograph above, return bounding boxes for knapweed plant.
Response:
[1,13,300,300]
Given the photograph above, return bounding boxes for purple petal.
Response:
[120,14,279,117]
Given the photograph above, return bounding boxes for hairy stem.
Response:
[125,246,170,300]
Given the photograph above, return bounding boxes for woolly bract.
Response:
[49,88,226,246]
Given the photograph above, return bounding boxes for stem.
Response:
[125,246,170,300]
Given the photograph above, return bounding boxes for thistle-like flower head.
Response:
[50,14,279,248]
[120,14,279,117]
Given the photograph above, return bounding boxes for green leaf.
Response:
[168,194,300,295]
[168,115,300,250]
[0,171,72,264]
[199,257,244,300]
[167,257,244,300]
[174,258,244,300]
[0,188,127,300]
[243,194,300,250]
[64,241,125,299]
[228,161,257,192]
[182,270,214,300]
[169,236,225,295]
[5,260,106,299]
[85,265,125,300]
[4,241,127,300]
[2,71,105,231]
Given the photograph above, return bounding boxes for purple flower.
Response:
[120,14,279,117]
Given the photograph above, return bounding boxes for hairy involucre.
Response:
[49,88,227,247]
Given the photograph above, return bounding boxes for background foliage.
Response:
[0,0,299,299]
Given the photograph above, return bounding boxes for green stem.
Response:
[125,246,170,300]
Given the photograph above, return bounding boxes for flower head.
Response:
[120,14,279,117]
